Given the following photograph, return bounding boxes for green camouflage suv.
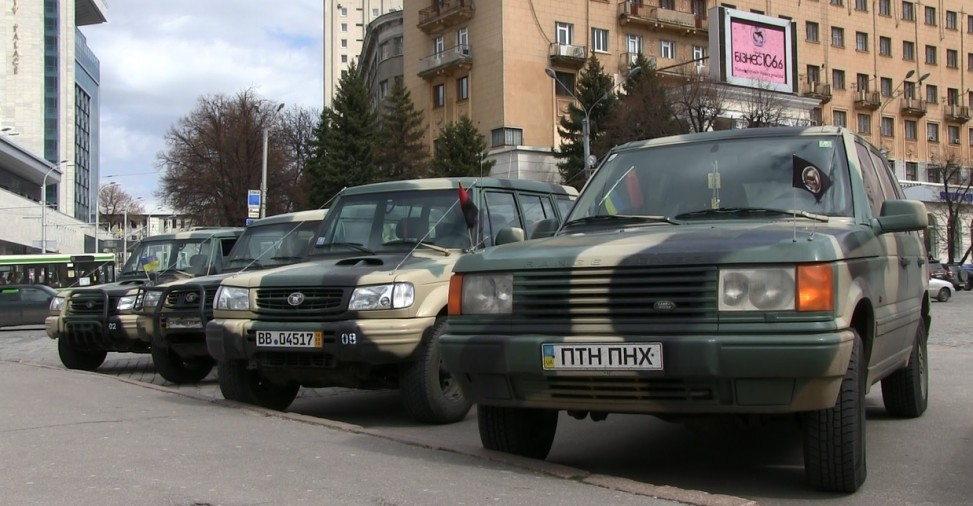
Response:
[440,127,930,492]
[47,227,243,371]
[134,209,328,384]
[206,177,577,424]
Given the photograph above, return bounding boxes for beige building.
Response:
[324,0,403,108]
[398,0,973,189]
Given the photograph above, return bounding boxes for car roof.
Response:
[0,284,56,293]
[339,177,578,198]
[248,209,328,227]
[137,227,244,242]
[612,125,859,153]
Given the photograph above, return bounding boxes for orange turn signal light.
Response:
[448,274,463,315]
[797,263,834,312]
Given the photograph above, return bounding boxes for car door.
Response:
[20,287,54,325]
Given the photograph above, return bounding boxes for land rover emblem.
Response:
[287,292,305,306]
[184,292,198,303]
[85,301,95,309]
[653,300,676,311]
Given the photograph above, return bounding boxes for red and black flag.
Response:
[792,155,832,203]
[458,182,478,229]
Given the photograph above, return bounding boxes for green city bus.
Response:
[0,253,116,288]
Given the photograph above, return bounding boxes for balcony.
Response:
[418,0,475,34]
[853,90,881,110]
[619,52,656,73]
[619,1,704,34]
[549,43,587,68]
[900,98,928,117]
[417,45,473,80]
[801,82,832,103]
[945,104,971,123]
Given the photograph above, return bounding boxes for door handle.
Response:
[900,257,910,268]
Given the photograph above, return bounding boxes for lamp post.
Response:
[877,70,930,158]
[40,165,59,254]
[546,67,640,179]
[260,102,285,219]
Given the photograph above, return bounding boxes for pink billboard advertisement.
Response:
[729,19,787,84]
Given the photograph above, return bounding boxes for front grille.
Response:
[255,288,345,311]
[257,352,336,368]
[66,291,116,315]
[530,377,716,403]
[514,266,718,323]
[164,286,216,310]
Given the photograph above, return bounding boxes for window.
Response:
[552,71,575,97]
[881,77,893,96]
[947,88,959,106]
[856,73,870,91]
[491,127,523,147]
[881,116,894,136]
[903,41,915,61]
[660,0,675,8]
[879,0,890,16]
[693,45,706,67]
[340,54,348,63]
[833,110,847,127]
[340,39,348,48]
[592,28,609,53]
[905,162,918,180]
[903,82,916,98]
[661,40,676,59]
[433,35,445,56]
[855,0,867,11]
[927,167,941,183]
[832,69,846,89]
[340,23,348,32]
[433,84,445,107]
[807,64,821,83]
[927,123,939,142]
[969,53,973,70]
[339,6,347,16]
[924,6,936,25]
[902,1,914,21]
[970,127,973,145]
[830,0,843,5]
[925,45,937,65]
[948,125,960,144]
[806,21,819,42]
[969,14,973,33]
[626,34,643,55]
[926,84,938,104]
[831,27,845,47]
[457,27,469,51]
[905,120,917,139]
[879,36,891,56]
[379,80,389,101]
[810,108,822,125]
[855,32,868,52]
[857,113,871,134]
[945,50,958,69]
[946,11,958,30]
[555,22,573,45]
[457,76,469,101]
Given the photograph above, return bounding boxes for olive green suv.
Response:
[205,178,577,424]
[134,209,328,384]
[441,127,930,492]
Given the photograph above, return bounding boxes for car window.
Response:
[484,191,519,246]
[21,287,52,302]
[855,142,885,217]
[518,193,556,235]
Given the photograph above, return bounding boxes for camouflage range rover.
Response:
[205,177,577,424]
[134,209,328,384]
[440,127,930,492]
[46,227,243,371]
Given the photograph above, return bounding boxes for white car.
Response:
[929,277,954,302]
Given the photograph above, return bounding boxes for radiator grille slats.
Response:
[255,288,345,311]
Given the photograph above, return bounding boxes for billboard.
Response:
[708,7,797,93]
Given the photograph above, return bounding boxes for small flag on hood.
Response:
[458,182,478,229]
[792,155,832,203]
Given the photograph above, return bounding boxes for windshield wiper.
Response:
[227,257,264,268]
[382,239,450,255]
[675,207,829,222]
[270,256,303,262]
[314,242,376,255]
[564,214,680,227]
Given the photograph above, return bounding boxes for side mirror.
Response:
[529,218,560,239]
[874,199,928,233]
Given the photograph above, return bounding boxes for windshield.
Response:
[121,238,211,277]
[225,220,322,271]
[309,189,471,255]
[568,133,854,224]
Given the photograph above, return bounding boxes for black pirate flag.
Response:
[792,155,832,203]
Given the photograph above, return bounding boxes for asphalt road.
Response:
[3,292,971,505]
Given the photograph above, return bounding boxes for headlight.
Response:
[215,286,250,311]
[142,290,163,310]
[50,295,65,312]
[349,283,414,310]
[456,273,513,314]
[116,294,138,312]
[719,268,795,311]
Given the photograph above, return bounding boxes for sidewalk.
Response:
[0,360,752,506]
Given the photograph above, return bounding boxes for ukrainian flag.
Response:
[139,254,160,272]
[604,171,644,215]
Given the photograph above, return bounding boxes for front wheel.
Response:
[151,340,214,384]
[936,288,950,302]
[400,318,472,424]
[217,359,298,411]
[478,405,559,460]
[57,338,107,371]
[881,322,929,418]
[802,331,866,493]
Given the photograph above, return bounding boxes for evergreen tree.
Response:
[305,108,332,209]
[429,116,495,178]
[306,61,379,203]
[553,55,617,190]
[375,80,429,180]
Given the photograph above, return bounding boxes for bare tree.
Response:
[97,184,145,234]
[276,106,321,211]
[740,81,792,128]
[927,149,973,263]
[668,72,730,133]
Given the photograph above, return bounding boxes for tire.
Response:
[478,405,559,460]
[57,338,107,371]
[802,331,866,493]
[217,359,298,411]
[881,323,929,418]
[400,318,472,424]
[936,288,950,303]
[151,340,215,384]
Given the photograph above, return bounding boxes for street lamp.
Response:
[545,67,640,179]
[40,164,59,254]
[877,70,931,157]
[260,102,285,219]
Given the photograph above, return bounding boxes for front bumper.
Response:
[439,330,856,414]
[58,313,146,351]
[206,316,436,365]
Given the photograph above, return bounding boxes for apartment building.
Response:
[324,0,403,108]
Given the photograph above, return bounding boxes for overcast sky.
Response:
[82,0,324,215]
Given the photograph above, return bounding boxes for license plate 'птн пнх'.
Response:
[542,343,663,371]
